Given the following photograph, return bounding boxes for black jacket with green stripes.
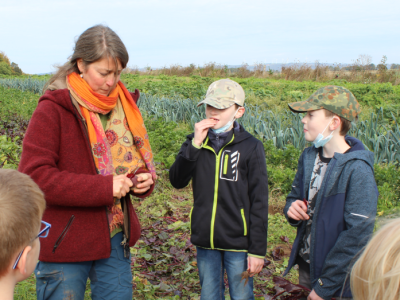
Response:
[169,125,269,258]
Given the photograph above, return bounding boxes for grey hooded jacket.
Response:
[283,136,378,299]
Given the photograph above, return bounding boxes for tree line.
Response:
[0,52,23,75]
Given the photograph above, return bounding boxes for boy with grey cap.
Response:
[282,86,378,300]
[170,79,269,299]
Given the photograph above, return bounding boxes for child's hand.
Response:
[247,256,264,277]
[307,289,324,300]
[287,200,309,221]
[193,119,217,147]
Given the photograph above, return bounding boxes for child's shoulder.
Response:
[235,134,265,156]
[341,153,375,177]
[233,127,260,145]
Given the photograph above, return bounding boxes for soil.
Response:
[269,204,283,215]
[274,243,292,257]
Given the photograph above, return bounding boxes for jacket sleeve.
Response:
[169,136,201,189]
[18,100,114,207]
[283,151,305,227]
[313,162,378,299]
[247,141,269,258]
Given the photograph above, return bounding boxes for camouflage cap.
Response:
[197,79,245,109]
[288,85,360,121]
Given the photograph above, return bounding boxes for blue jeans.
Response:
[35,232,132,300]
[196,247,254,300]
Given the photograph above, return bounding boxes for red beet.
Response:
[127,172,138,187]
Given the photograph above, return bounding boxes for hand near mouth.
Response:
[193,118,218,147]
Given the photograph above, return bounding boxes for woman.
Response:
[18,25,155,299]
[350,218,400,300]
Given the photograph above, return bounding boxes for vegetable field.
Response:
[1,75,400,299]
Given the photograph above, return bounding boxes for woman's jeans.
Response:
[196,247,254,300]
[35,232,132,300]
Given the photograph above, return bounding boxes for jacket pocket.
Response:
[53,215,75,253]
[189,207,194,234]
[220,150,240,181]
[240,208,247,236]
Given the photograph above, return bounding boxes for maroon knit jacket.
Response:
[18,88,154,262]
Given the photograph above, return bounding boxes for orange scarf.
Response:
[67,72,156,179]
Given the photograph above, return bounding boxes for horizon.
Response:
[32,61,397,76]
[8,59,397,76]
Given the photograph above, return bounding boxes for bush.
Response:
[374,163,400,211]
[0,61,12,75]
[264,140,301,196]
[145,118,190,169]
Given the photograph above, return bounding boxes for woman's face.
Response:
[77,56,123,96]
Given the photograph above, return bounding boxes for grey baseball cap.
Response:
[197,79,245,109]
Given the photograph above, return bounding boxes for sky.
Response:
[1,0,399,74]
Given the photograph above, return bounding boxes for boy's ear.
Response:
[330,115,341,132]
[235,107,245,119]
[15,246,32,276]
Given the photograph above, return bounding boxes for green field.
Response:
[2,74,400,111]
[1,75,399,299]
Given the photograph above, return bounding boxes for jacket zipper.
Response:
[105,206,111,241]
[202,135,235,249]
[121,196,131,258]
[53,215,75,253]
[310,158,337,283]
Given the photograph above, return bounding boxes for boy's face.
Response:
[301,109,333,142]
[205,104,241,129]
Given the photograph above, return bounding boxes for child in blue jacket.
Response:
[283,86,378,300]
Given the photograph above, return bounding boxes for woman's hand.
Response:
[247,256,264,277]
[113,174,133,199]
[131,173,154,194]
[287,200,309,221]
[193,119,217,147]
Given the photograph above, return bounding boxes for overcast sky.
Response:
[1,0,399,74]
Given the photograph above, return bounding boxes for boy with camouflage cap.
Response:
[282,86,378,300]
[170,79,268,299]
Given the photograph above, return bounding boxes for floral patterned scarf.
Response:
[67,72,155,233]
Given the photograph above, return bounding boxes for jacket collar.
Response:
[207,121,240,140]
[303,136,374,172]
